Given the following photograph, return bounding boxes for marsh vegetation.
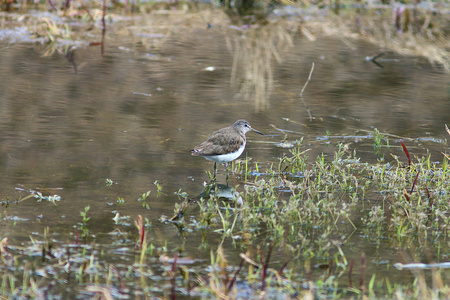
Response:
[2,133,450,298]
[0,0,449,298]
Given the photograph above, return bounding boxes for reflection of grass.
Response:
[228,21,297,111]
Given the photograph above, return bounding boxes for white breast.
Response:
[204,142,246,164]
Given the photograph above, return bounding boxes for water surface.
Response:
[0,16,449,296]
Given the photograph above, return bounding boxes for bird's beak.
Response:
[251,128,264,135]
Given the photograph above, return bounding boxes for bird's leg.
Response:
[211,163,218,196]
[225,163,229,186]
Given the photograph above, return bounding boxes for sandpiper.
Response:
[191,119,264,175]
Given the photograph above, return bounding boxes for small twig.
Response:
[442,152,450,161]
[445,124,450,136]
[300,62,314,97]
[367,52,385,68]
[239,253,261,268]
[371,52,385,61]
[299,62,314,121]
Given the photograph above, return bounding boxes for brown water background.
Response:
[0,14,449,296]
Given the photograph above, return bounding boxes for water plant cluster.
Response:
[1,130,450,298]
[0,1,449,298]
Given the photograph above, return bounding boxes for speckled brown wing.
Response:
[191,128,244,156]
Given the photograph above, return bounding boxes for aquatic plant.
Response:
[1,131,450,298]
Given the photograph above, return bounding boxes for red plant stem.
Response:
[360,253,365,290]
[261,244,273,291]
[265,244,273,267]
[425,184,431,198]
[400,140,411,166]
[278,257,293,276]
[257,246,266,291]
[348,260,354,287]
[228,258,245,292]
[140,224,145,248]
[410,170,420,194]
[137,215,145,248]
[404,190,410,202]
[257,247,264,265]
[171,254,178,300]
[111,265,126,292]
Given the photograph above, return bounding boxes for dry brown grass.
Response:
[304,7,450,70]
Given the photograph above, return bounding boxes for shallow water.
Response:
[0,14,449,296]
